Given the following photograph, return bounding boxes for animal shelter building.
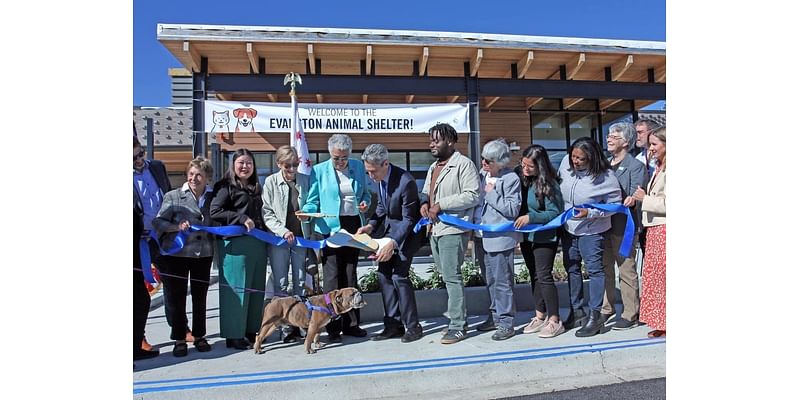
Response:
[137,24,665,187]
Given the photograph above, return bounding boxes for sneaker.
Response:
[612,318,640,330]
[491,326,515,341]
[522,317,547,334]
[441,329,467,344]
[475,319,497,332]
[538,320,565,338]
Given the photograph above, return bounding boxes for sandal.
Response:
[647,330,666,338]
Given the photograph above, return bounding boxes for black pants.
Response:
[161,255,213,341]
[133,270,150,355]
[378,254,420,330]
[316,215,362,335]
[520,241,560,318]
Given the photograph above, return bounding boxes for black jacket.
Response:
[367,164,424,261]
[210,179,267,231]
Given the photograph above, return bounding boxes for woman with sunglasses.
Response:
[262,145,312,341]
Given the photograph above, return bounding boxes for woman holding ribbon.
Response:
[558,137,622,337]
[514,144,565,338]
[476,139,521,341]
[262,145,311,342]
[300,134,371,342]
[152,157,215,357]
[210,148,269,350]
[628,126,666,338]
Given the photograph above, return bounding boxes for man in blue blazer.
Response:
[357,144,425,343]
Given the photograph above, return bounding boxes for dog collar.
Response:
[324,293,339,318]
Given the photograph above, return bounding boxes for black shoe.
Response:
[172,341,188,357]
[401,326,424,343]
[372,326,405,341]
[282,326,301,343]
[599,312,615,325]
[491,326,515,341]
[194,337,212,352]
[342,326,368,337]
[564,308,588,330]
[612,318,640,330]
[134,348,159,361]
[575,311,604,337]
[327,332,342,343]
[475,319,497,332]
[225,338,252,350]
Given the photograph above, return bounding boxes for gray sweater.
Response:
[558,159,622,236]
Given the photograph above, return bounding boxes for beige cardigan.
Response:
[641,166,666,227]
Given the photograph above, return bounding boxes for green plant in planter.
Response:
[425,265,446,289]
[515,266,530,283]
[408,266,427,290]
[357,268,381,293]
[461,260,485,287]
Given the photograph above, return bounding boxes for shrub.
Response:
[357,268,380,293]
[461,260,485,287]
[515,266,530,283]
[425,265,446,289]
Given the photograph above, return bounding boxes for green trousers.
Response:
[431,233,468,331]
[218,236,268,339]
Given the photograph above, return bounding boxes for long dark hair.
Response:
[224,148,260,193]
[519,144,560,202]
[567,137,611,179]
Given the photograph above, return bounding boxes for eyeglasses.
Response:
[481,157,494,164]
[331,156,349,162]
[133,150,145,161]
[607,134,624,141]
[282,163,300,169]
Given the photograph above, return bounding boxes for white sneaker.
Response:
[523,317,547,334]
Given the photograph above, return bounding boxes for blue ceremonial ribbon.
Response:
[414,203,634,257]
[189,225,327,249]
[138,238,157,284]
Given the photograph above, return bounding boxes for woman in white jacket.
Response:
[628,126,666,338]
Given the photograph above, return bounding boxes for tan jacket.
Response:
[420,151,480,237]
[262,171,312,239]
[641,166,666,227]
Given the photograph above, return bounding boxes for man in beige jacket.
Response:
[420,123,480,344]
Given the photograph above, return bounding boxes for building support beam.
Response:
[517,51,534,78]
[566,53,586,80]
[365,45,372,75]
[246,42,259,73]
[419,47,429,76]
[470,49,483,77]
[206,74,665,99]
[485,96,501,109]
[307,44,316,74]
[611,55,634,81]
[183,41,201,73]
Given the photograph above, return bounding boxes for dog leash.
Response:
[134,267,269,295]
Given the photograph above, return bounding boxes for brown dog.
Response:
[253,287,367,354]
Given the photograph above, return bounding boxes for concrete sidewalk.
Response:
[134,270,665,399]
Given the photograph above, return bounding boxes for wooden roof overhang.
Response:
[157,24,666,112]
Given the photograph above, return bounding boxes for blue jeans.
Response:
[269,244,307,297]
[562,231,607,312]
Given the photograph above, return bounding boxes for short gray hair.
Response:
[361,144,388,165]
[608,122,636,148]
[328,134,352,154]
[481,139,511,166]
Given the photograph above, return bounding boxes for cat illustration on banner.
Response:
[212,110,231,141]
[233,108,257,135]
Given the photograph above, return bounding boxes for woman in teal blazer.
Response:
[301,134,371,341]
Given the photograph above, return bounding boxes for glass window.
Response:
[568,113,596,144]
[532,113,567,149]
[388,152,407,169]
[409,151,435,173]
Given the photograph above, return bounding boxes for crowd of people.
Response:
[133,120,667,362]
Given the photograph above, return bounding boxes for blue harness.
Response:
[304,293,339,320]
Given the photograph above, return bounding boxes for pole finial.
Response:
[283,72,303,96]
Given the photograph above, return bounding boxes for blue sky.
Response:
[134,0,665,106]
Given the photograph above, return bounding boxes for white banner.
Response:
[204,100,469,134]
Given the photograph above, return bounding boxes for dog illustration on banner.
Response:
[233,108,258,136]
[212,110,231,141]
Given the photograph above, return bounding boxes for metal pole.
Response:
[145,117,154,159]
